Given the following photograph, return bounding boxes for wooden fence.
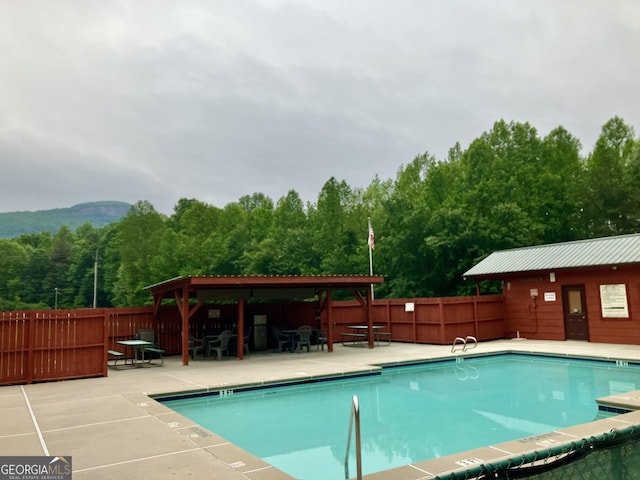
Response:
[1,295,504,385]
[330,295,504,344]
[0,307,155,385]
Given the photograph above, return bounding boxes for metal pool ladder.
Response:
[344,395,362,480]
[451,335,477,353]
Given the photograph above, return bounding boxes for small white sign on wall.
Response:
[405,302,414,312]
[544,292,556,302]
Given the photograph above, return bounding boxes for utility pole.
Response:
[93,249,98,308]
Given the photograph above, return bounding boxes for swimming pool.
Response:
[160,353,640,479]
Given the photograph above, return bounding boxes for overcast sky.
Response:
[1,1,639,215]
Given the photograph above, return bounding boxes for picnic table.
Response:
[341,325,391,347]
[114,339,164,367]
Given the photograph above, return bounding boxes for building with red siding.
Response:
[463,233,640,345]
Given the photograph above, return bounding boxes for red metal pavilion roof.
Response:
[146,274,384,301]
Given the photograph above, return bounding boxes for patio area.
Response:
[2,339,640,479]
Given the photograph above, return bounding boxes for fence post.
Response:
[103,309,109,377]
[412,299,416,343]
[26,311,34,384]
[438,298,445,344]
[473,296,479,338]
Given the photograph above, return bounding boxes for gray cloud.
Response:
[1,0,639,214]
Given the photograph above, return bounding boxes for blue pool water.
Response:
[160,354,640,479]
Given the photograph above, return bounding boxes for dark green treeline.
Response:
[1,117,639,310]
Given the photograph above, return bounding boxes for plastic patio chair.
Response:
[271,326,290,352]
[137,329,155,344]
[135,329,164,363]
[188,335,204,359]
[243,327,252,355]
[297,325,312,352]
[206,330,232,360]
[316,330,328,350]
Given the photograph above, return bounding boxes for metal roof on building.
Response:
[463,233,640,279]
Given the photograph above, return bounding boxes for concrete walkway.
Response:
[2,339,640,479]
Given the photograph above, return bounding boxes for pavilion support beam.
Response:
[236,298,245,360]
[172,289,204,366]
[367,286,374,348]
[180,287,190,365]
[318,290,330,312]
[152,294,162,318]
[353,289,367,308]
[174,290,204,320]
[350,288,374,348]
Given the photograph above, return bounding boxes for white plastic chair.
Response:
[271,326,290,352]
[206,330,232,360]
[188,335,204,359]
[297,325,312,352]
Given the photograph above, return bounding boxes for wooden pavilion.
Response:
[145,275,384,365]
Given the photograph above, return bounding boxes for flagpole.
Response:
[369,246,374,300]
[368,218,374,300]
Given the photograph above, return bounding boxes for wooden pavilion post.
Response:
[236,298,245,360]
[181,286,190,366]
[367,286,374,348]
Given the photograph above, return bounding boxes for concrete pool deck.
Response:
[2,339,640,479]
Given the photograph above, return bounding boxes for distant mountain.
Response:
[0,201,131,238]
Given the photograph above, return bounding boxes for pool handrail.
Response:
[344,394,362,480]
[451,335,478,353]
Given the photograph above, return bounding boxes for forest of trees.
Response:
[1,117,639,311]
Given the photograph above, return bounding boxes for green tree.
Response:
[623,138,640,231]
[308,177,361,274]
[0,239,29,309]
[238,193,274,244]
[203,202,250,275]
[538,126,586,241]
[173,199,221,274]
[112,201,166,306]
[68,223,101,308]
[14,232,53,308]
[584,117,637,236]
[380,153,434,297]
[236,193,275,273]
[151,227,186,279]
[42,226,75,309]
[350,175,392,279]
[97,223,122,307]
[244,190,311,275]
[424,121,560,296]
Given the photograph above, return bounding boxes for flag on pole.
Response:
[368,219,375,250]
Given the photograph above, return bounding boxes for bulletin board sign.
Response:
[599,284,629,318]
